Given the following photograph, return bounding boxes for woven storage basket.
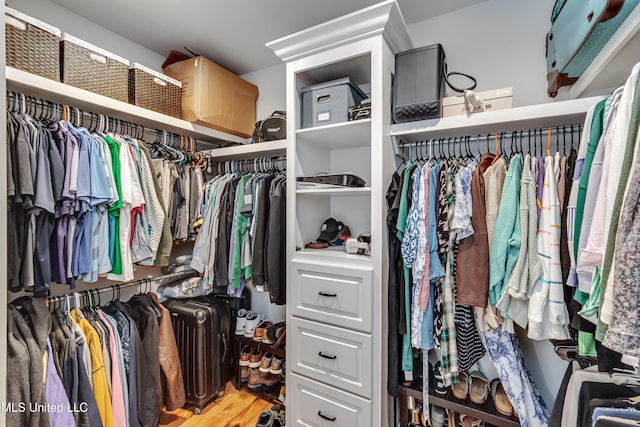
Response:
[129,63,182,118]
[5,7,61,80]
[61,33,129,102]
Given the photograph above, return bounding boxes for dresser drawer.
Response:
[290,317,372,397]
[288,373,372,427]
[291,261,373,333]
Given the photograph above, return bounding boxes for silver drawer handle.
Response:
[319,351,337,360]
[318,411,336,422]
[318,291,337,297]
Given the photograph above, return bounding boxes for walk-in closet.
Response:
[3,1,640,426]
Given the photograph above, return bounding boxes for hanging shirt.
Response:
[496,154,541,328]
[528,155,570,341]
[489,154,523,308]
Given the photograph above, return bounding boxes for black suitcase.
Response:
[164,298,233,414]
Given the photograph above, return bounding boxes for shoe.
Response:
[235,309,250,335]
[270,356,283,375]
[260,371,282,386]
[263,321,286,345]
[433,361,447,395]
[273,328,286,349]
[431,405,446,427]
[410,402,422,424]
[490,378,513,416]
[249,348,263,368]
[469,370,489,404]
[272,410,285,427]
[451,371,469,400]
[278,385,286,404]
[244,312,263,338]
[240,366,249,382]
[239,345,252,367]
[254,320,273,342]
[259,353,274,373]
[459,413,485,427]
[256,405,283,427]
[248,368,261,389]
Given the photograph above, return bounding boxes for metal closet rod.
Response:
[5,90,214,148]
[212,155,287,174]
[397,124,584,147]
[45,271,198,309]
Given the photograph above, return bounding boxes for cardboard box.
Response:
[442,87,512,117]
[163,56,258,138]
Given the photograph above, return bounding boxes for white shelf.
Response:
[390,97,603,141]
[294,248,372,264]
[296,119,371,149]
[207,139,287,160]
[5,66,247,144]
[296,186,371,196]
[569,5,640,98]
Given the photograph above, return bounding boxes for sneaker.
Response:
[433,361,448,395]
[253,320,273,342]
[235,309,250,336]
[248,368,261,389]
[239,345,252,367]
[270,356,283,375]
[263,321,285,345]
[272,411,285,427]
[240,366,249,382]
[259,353,274,373]
[278,385,286,404]
[244,312,263,338]
[248,348,263,368]
[260,371,282,386]
[256,405,282,427]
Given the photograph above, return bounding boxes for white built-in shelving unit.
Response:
[268,1,411,425]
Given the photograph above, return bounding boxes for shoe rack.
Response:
[397,381,520,427]
[233,335,286,404]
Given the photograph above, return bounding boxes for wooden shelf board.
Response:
[398,383,520,427]
[390,97,603,141]
[296,119,371,149]
[569,5,640,98]
[207,139,287,161]
[6,66,247,145]
[295,186,371,196]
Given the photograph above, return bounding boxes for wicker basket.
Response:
[61,33,129,102]
[5,7,61,80]
[129,63,182,118]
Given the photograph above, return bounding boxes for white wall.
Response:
[407,0,556,107]
[7,0,165,71]
[242,63,287,121]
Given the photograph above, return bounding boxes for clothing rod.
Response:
[6,90,224,150]
[45,271,198,305]
[212,156,287,174]
[396,124,584,146]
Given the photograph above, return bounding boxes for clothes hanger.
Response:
[490,133,500,165]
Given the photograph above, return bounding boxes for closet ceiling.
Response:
[50,0,488,75]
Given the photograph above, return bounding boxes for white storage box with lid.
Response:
[442,87,513,117]
[301,77,367,128]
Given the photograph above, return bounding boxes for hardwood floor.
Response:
[159,382,275,427]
